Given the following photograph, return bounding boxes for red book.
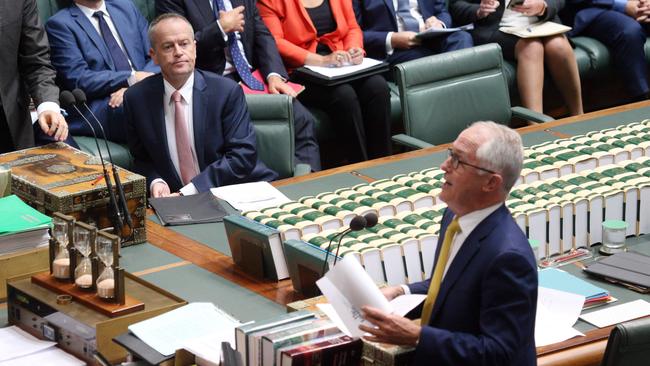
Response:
[240,70,305,95]
[279,334,362,366]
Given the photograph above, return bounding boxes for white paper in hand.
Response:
[316,256,403,337]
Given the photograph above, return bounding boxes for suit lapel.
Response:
[430,205,506,321]
[383,0,398,30]
[70,5,113,69]
[192,71,208,170]
[200,0,217,23]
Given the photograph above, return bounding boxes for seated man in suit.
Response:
[156,0,321,171]
[561,0,650,102]
[124,13,278,197]
[361,121,538,366]
[353,0,473,65]
[45,0,159,144]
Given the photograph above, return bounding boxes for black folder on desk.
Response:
[584,251,650,293]
[292,61,389,86]
[113,332,173,365]
[149,191,227,226]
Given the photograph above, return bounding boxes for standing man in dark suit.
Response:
[353,0,473,64]
[0,0,68,153]
[360,122,538,366]
[560,0,650,102]
[124,13,277,197]
[156,0,321,171]
[45,0,159,144]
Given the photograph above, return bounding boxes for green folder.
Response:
[0,195,51,235]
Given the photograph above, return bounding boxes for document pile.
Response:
[0,195,51,255]
[0,326,84,366]
[538,268,612,308]
[127,302,241,365]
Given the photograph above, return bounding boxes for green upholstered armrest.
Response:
[511,106,554,123]
[73,136,133,170]
[391,134,435,150]
[246,94,306,178]
[601,316,650,366]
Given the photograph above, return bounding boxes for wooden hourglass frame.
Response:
[93,230,125,304]
[49,212,75,282]
[70,221,97,290]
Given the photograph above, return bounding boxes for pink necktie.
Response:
[172,90,198,185]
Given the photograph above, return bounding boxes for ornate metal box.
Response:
[0,143,146,246]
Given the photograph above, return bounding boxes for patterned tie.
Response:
[420,216,460,325]
[93,11,131,71]
[172,91,199,185]
[213,0,265,90]
[396,0,419,32]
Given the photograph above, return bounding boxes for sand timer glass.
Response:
[95,234,115,299]
[73,225,94,289]
[51,217,70,280]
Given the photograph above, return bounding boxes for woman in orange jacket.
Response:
[257,0,391,162]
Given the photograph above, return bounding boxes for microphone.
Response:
[72,89,133,233]
[61,91,123,234]
[364,212,378,229]
[321,214,367,276]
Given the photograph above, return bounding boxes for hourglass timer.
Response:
[50,213,75,281]
[72,222,97,290]
[95,231,124,303]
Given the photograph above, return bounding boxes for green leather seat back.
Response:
[395,43,512,146]
[73,136,134,170]
[131,0,156,22]
[601,316,650,366]
[245,94,295,179]
[36,0,70,22]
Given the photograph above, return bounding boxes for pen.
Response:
[91,174,104,186]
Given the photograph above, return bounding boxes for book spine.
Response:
[284,336,362,366]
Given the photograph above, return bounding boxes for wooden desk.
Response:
[146,100,650,366]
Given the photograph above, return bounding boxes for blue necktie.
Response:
[93,11,131,71]
[213,0,265,90]
[396,0,419,32]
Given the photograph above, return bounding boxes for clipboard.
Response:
[292,60,389,86]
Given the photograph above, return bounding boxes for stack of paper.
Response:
[0,195,51,254]
[128,302,241,363]
[0,326,84,366]
[535,287,585,347]
[538,268,611,308]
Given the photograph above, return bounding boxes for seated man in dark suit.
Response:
[156,0,321,171]
[361,122,538,366]
[561,0,650,102]
[124,13,277,197]
[353,0,473,65]
[45,0,159,144]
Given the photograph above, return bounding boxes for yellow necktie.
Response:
[420,217,460,325]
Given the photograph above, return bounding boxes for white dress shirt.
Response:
[385,0,426,55]
[76,1,137,84]
[402,202,503,294]
[208,0,282,82]
[150,74,200,196]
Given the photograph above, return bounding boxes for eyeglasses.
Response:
[447,148,496,174]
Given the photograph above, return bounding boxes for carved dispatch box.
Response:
[0,143,146,246]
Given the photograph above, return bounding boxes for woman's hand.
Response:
[348,47,364,65]
[512,0,547,16]
[322,50,352,67]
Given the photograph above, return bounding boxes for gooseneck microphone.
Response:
[61,91,123,234]
[332,212,380,266]
[72,89,133,234]
[321,214,367,276]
